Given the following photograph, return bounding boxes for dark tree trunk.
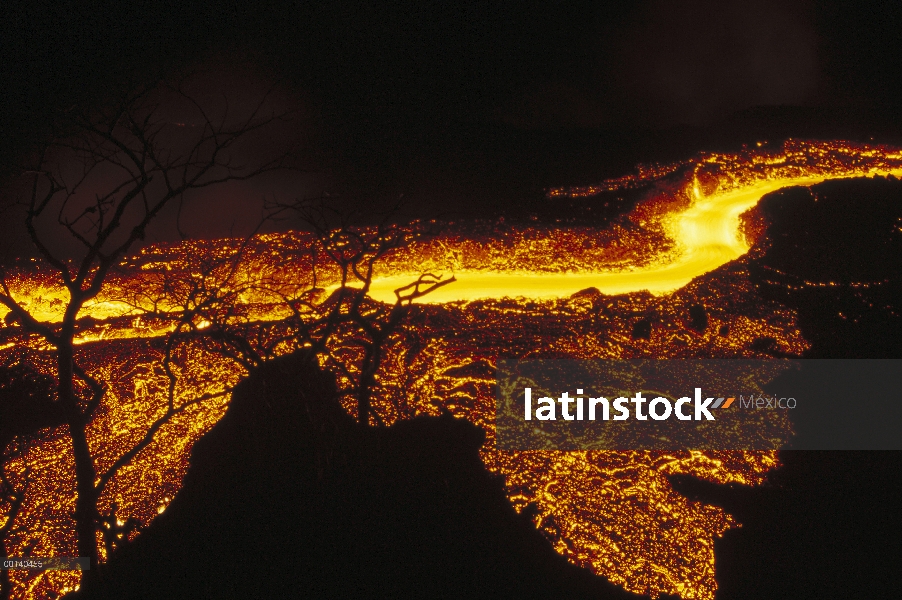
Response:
[57,341,99,578]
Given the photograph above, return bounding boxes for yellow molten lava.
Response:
[4,140,902,600]
[366,171,902,303]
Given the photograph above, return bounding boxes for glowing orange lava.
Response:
[2,140,902,599]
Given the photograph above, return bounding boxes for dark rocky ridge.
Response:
[69,351,643,600]
[748,175,902,358]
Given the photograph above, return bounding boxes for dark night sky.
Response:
[2,0,902,236]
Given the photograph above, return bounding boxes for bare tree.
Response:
[0,78,293,574]
[0,81,456,598]
[266,196,456,425]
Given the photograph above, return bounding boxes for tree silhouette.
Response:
[266,196,456,425]
[0,76,293,577]
[0,79,456,597]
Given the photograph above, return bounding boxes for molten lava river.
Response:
[2,140,901,599]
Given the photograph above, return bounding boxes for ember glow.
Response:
[367,178,820,302]
[2,140,902,599]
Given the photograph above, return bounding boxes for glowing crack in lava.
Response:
[2,140,902,600]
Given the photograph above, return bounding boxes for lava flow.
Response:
[2,140,902,600]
